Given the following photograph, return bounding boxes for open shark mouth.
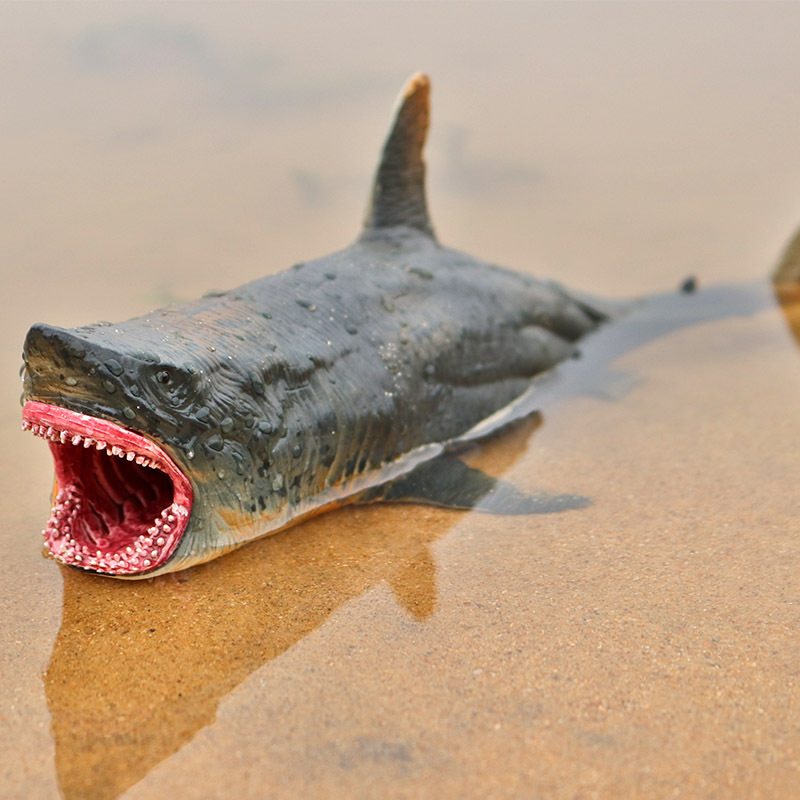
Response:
[22,401,192,576]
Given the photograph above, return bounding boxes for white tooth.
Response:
[150,550,158,558]
[147,527,157,536]
[71,434,82,446]
[106,448,113,456]
[112,446,121,456]
[46,427,55,438]
[126,452,135,461]
[60,431,69,443]
[156,537,164,546]
[84,438,94,448]
[135,456,145,465]
[143,559,151,567]
[96,441,106,450]
[162,525,171,533]
[22,420,31,430]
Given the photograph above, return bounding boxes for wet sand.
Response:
[2,4,800,799]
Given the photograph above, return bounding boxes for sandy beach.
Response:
[2,4,799,798]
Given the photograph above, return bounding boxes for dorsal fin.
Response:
[362,73,435,239]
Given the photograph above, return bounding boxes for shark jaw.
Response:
[22,401,193,576]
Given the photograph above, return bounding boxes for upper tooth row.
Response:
[22,420,160,469]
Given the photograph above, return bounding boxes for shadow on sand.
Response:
[44,416,542,800]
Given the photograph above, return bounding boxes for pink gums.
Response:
[22,401,193,576]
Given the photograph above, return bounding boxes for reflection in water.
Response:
[44,416,539,800]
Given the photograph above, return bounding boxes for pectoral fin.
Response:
[362,454,590,515]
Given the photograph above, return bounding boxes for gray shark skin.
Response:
[21,74,606,578]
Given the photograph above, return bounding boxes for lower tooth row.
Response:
[44,502,185,573]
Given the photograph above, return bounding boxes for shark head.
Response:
[20,303,264,577]
[23,310,219,577]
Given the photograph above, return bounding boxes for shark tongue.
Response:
[23,401,192,575]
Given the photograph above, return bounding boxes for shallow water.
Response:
[2,3,800,799]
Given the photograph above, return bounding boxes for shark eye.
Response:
[155,370,171,384]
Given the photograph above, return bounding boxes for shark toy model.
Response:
[21,73,609,578]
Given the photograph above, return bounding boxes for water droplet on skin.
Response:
[218,470,226,479]
[262,312,272,319]
[296,299,316,311]
[272,474,283,490]
[102,380,116,394]
[105,359,124,376]
[65,377,77,386]
[196,408,210,422]
[207,434,224,451]
[249,372,265,396]
[123,407,135,419]
[292,445,302,458]
[407,266,434,280]
[187,450,195,460]
[221,417,234,433]
[346,325,358,335]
